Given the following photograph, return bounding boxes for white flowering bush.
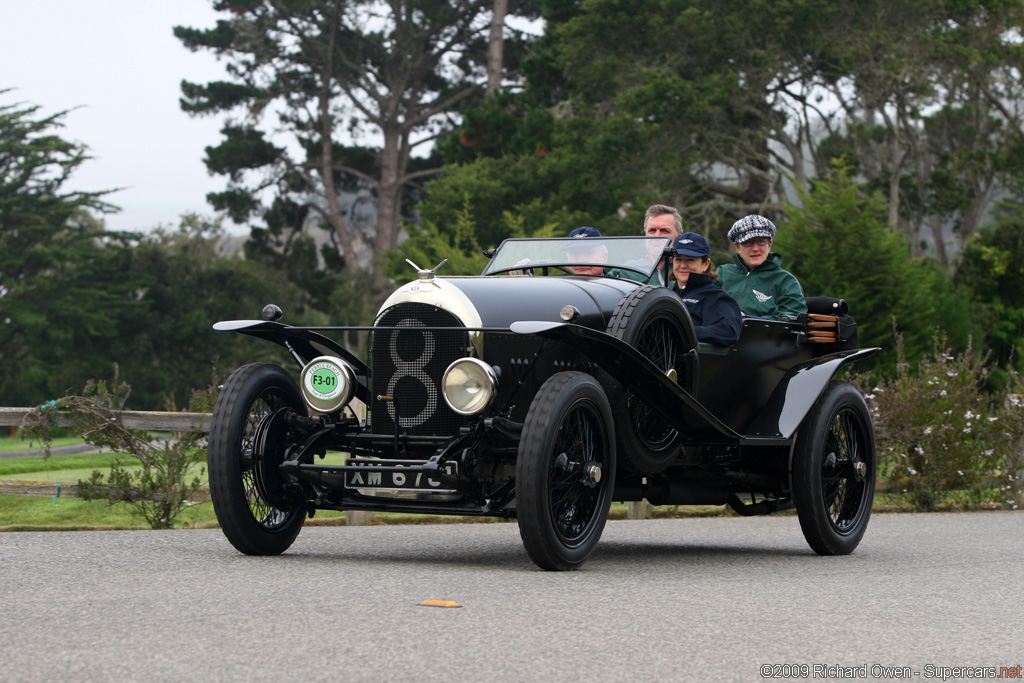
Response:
[996,384,1024,510]
[861,334,1022,511]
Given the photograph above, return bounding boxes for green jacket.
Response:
[717,252,807,320]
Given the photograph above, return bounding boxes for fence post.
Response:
[626,500,653,520]
[345,510,376,526]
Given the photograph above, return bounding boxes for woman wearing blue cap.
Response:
[670,232,742,347]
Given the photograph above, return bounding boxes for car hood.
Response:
[378,275,639,330]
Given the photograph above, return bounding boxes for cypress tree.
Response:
[775,161,976,371]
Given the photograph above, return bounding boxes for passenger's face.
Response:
[734,237,772,268]
[672,255,707,286]
[566,245,606,276]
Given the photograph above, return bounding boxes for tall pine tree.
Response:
[176,1,540,294]
[0,94,139,405]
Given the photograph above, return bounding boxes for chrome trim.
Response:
[560,305,581,322]
[377,278,484,357]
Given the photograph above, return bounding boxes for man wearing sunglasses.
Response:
[718,215,807,321]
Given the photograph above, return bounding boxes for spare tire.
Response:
[605,286,697,474]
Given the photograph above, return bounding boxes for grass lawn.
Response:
[0,495,354,530]
[0,436,86,453]
[0,493,1010,532]
[0,451,195,485]
[0,495,216,530]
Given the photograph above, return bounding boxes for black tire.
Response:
[605,285,696,474]
[792,381,876,555]
[516,372,616,571]
[208,363,307,555]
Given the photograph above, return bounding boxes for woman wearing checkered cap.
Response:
[717,215,807,321]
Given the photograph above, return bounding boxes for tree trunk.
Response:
[919,150,944,266]
[317,31,357,264]
[320,111,357,264]
[373,124,405,291]
[487,0,507,96]
[958,200,983,259]
[888,145,901,233]
[928,216,949,270]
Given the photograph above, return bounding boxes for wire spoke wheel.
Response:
[517,372,615,571]
[208,364,308,555]
[628,318,681,448]
[793,381,876,555]
[606,286,696,473]
[243,395,302,529]
[822,410,868,532]
[548,404,604,544]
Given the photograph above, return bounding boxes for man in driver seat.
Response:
[564,226,608,276]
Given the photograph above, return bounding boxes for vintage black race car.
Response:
[207,236,878,570]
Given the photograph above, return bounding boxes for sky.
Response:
[2,1,238,233]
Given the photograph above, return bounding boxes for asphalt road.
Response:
[1,512,1021,682]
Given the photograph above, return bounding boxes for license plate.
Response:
[343,459,458,492]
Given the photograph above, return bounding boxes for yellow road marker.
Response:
[419,599,461,608]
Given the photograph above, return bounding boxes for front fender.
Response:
[214,320,370,404]
[511,321,742,443]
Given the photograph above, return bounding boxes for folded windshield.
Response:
[482,236,671,278]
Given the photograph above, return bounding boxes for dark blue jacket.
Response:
[674,273,743,346]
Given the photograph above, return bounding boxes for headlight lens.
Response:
[300,356,356,413]
[442,358,497,415]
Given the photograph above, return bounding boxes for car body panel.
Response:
[384,275,638,330]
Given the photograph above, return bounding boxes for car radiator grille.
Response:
[369,303,469,436]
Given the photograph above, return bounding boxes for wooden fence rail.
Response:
[0,479,213,502]
[0,407,211,432]
[1,407,214,502]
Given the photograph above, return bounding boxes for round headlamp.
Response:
[442,358,497,416]
[300,356,356,414]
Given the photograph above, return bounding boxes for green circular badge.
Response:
[300,357,354,413]
[307,365,342,399]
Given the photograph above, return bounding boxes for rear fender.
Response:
[214,320,370,404]
[743,348,880,440]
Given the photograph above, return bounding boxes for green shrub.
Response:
[22,368,217,529]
